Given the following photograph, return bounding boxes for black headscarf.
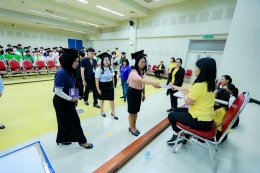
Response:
[59,48,78,74]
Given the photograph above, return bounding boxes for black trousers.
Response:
[83,78,98,104]
[155,70,164,79]
[168,108,213,132]
[169,90,178,109]
[114,71,118,87]
[75,78,83,98]
[53,95,87,144]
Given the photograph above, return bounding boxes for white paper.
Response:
[159,84,172,89]
[0,146,46,173]
[173,91,184,98]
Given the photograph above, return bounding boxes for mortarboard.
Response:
[98,52,110,60]
[131,50,144,60]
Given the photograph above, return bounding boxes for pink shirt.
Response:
[128,69,145,90]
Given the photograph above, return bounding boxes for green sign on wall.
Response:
[202,34,214,39]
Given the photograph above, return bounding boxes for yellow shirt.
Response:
[214,107,226,131]
[187,82,215,121]
[158,64,162,70]
[169,62,176,73]
[116,51,119,58]
[171,68,179,84]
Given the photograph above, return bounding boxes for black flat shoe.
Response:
[0,125,5,129]
[94,104,100,108]
[167,108,174,112]
[136,130,140,134]
[120,96,124,99]
[57,142,72,145]
[128,128,139,136]
[111,113,118,120]
[101,113,106,117]
[80,143,93,149]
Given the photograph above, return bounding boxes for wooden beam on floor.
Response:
[93,117,170,173]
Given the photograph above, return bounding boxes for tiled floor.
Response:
[1,89,259,173]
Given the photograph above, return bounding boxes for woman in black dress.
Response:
[53,48,93,149]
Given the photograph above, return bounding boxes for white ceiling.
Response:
[0,0,188,34]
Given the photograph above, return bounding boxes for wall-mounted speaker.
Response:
[129,20,134,26]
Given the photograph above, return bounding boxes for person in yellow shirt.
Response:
[166,58,185,112]
[154,61,165,80]
[168,57,176,73]
[167,57,216,145]
[115,47,119,58]
[213,88,230,142]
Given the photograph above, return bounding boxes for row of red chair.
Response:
[0,59,58,78]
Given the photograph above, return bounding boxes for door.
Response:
[185,51,224,82]
[68,39,83,50]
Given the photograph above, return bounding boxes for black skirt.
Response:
[53,95,87,144]
[127,87,143,114]
[98,81,114,100]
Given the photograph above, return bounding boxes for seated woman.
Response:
[214,88,230,142]
[154,61,165,80]
[167,57,216,145]
[225,83,240,128]
[218,75,232,88]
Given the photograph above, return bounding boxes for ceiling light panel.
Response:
[30,10,67,19]
[96,5,124,17]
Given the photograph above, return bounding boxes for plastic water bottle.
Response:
[144,149,151,161]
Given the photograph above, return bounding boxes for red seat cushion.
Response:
[177,122,217,139]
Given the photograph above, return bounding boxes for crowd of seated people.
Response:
[0,44,64,77]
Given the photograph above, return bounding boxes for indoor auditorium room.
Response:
[0,0,259,173]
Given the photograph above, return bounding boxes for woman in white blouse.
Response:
[95,52,118,120]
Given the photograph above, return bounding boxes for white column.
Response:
[219,0,260,100]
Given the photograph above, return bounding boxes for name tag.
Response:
[69,88,79,98]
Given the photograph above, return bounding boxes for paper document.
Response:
[159,84,172,89]
[173,91,184,98]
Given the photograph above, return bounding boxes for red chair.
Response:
[9,60,24,78]
[47,60,56,73]
[152,65,157,72]
[173,92,250,173]
[36,60,47,74]
[23,60,37,77]
[0,60,8,76]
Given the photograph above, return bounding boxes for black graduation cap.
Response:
[98,52,110,60]
[131,50,144,60]
[25,50,30,53]
[59,46,63,49]
[7,44,11,47]
[17,44,22,47]
[7,48,14,52]
[0,45,3,48]
[53,47,57,49]
[34,48,38,51]
[13,46,17,48]
[24,47,28,49]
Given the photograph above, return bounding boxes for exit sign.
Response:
[202,34,214,39]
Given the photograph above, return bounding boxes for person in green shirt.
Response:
[23,50,34,63]
[0,45,4,60]
[5,48,22,61]
[16,44,25,53]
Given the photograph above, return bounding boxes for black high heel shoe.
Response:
[57,142,72,145]
[79,143,94,149]
[101,112,106,117]
[128,128,139,136]
[111,113,118,120]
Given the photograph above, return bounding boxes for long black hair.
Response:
[100,57,112,74]
[226,83,239,98]
[222,75,232,84]
[194,57,216,92]
[215,88,230,110]
[133,57,146,77]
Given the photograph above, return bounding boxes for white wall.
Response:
[88,0,236,68]
[0,22,87,48]
[219,0,260,100]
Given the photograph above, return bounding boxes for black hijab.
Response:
[59,48,78,74]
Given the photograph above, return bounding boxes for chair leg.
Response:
[173,132,182,153]
[214,137,218,151]
[206,141,216,173]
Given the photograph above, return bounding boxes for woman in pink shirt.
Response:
[127,50,161,136]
